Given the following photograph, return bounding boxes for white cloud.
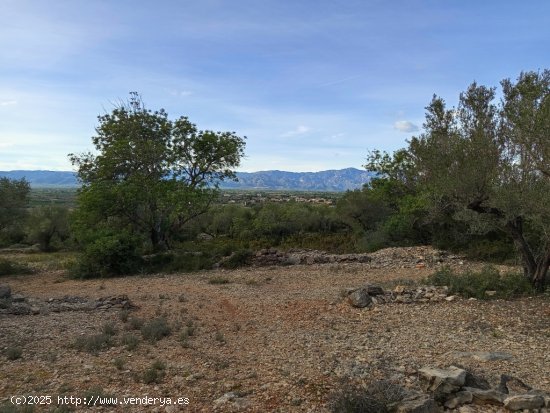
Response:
[393,120,419,133]
[0,100,17,106]
[281,125,310,137]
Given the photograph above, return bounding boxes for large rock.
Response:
[365,284,385,296]
[0,284,11,299]
[347,288,373,308]
[463,387,505,405]
[503,394,545,411]
[419,366,467,399]
[444,390,473,409]
[395,392,441,413]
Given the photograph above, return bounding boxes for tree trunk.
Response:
[504,218,548,290]
[532,249,550,292]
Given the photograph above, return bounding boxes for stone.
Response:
[485,290,497,296]
[444,391,473,409]
[8,302,32,315]
[395,392,441,413]
[365,284,385,296]
[0,284,11,299]
[499,374,532,394]
[504,394,545,411]
[464,371,491,390]
[347,288,373,308]
[445,295,457,302]
[11,294,25,303]
[472,351,513,362]
[419,366,467,399]
[463,387,505,405]
[394,285,406,294]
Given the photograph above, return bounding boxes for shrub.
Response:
[5,346,22,360]
[121,333,140,350]
[127,316,144,330]
[0,258,34,276]
[102,322,117,336]
[71,232,142,279]
[73,333,113,354]
[328,383,387,413]
[142,360,166,384]
[426,265,534,299]
[219,248,253,269]
[140,318,171,343]
[208,276,231,285]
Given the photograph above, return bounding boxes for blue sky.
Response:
[1,0,548,172]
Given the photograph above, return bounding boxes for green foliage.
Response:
[208,276,231,285]
[0,258,34,276]
[70,231,142,278]
[26,206,70,251]
[427,266,534,299]
[219,248,253,269]
[121,333,140,350]
[0,178,30,246]
[70,93,246,253]
[142,360,166,384]
[73,333,113,354]
[140,317,171,343]
[5,346,22,360]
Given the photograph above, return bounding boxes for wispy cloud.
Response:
[281,125,311,137]
[393,120,419,133]
[0,100,17,106]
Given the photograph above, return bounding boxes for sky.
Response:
[0,0,549,172]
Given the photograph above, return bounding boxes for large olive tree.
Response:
[70,93,246,251]
[405,71,549,289]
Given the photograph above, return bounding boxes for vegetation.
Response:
[0,177,30,246]
[426,266,534,299]
[69,92,246,259]
[366,70,549,289]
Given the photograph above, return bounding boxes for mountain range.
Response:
[0,168,373,192]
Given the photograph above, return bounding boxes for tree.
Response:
[380,71,549,289]
[0,177,30,244]
[26,206,70,251]
[70,93,246,252]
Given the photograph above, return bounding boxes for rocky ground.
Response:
[1,246,549,412]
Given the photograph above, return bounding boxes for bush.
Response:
[140,318,171,343]
[219,248,253,269]
[73,333,113,354]
[0,258,34,276]
[328,383,387,413]
[121,333,140,350]
[142,360,166,384]
[426,265,534,299]
[5,346,22,360]
[71,232,142,279]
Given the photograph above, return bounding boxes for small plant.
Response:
[102,322,117,336]
[426,265,534,299]
[73,333,113,354]
[328,382,388,413]
[127,316,144,330]
[119,309,130,323]
[219,248,253,269]
[113,357,125,370]
[208,276,231,285]
[215,331,226,344]
[121,333,140,350]
[142,360,166,384]
[5,346,22,360]
[0,258,33,276]
[141,317,171,343]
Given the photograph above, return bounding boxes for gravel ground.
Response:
[1,248,549,412]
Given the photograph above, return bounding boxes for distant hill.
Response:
[0,168,373,191]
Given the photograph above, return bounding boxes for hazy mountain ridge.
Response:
[0,168,373,191]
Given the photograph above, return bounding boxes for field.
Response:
[1,247,549,412]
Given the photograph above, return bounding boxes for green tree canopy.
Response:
[0,177,30,244]
[70,93,246,251]
[369,70,550,289]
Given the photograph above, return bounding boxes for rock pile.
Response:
[249,246,466,269]
[0,285,136,316]
[346,284,454,308]
[251,248,372,267]
[411,366,550,412]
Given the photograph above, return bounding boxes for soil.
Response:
[1,247,549,412]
